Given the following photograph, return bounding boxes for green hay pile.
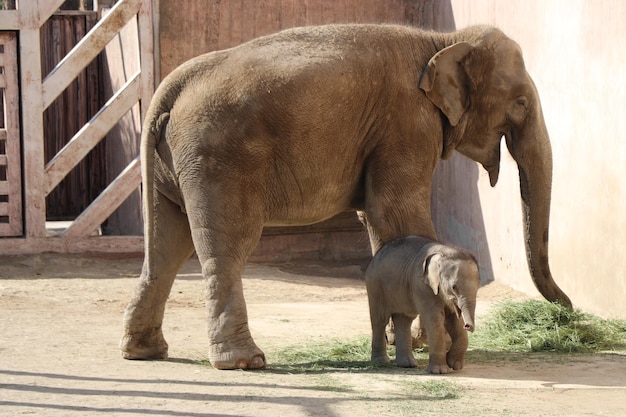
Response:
[471,300,626,353]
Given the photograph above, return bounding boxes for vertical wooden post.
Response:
[19,2,46,237]
[139,0,155,111]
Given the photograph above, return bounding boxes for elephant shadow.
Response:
[463,350,626,388]
[431,154,495,287]
[263,350,626,390]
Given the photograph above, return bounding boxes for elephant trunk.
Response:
[459,301,475,332]
[506,85,572,308]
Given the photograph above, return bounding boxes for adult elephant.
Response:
[121,24,571,369]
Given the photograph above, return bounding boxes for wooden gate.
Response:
[0,0,155,254]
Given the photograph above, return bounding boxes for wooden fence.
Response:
[41,11,107,220]
[0,0,155,254]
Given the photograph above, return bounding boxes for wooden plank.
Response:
[42,0,141,108]
[0,10,19,30]
[0,201,8,215]
[0,155,7,165]
[61,156,141,240]
[0,236,144,255]
[36,0,67,26]
[44,72,141,195]
[17,26,45,238]
[67,236,143,253]
[3,32,22,236]
[0,181,7,194]
[149,0,161,83]
[138,0,155,114]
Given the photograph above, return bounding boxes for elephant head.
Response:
[419,27,572,308]
[423,250,480,332]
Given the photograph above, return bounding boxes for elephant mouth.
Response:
[482,163,500,187]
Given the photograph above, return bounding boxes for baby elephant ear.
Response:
[419,42,473,127]
[423,253,442,295]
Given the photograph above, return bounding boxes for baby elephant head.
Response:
[423,250,480,332]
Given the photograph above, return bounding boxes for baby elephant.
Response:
[365,236,480,374]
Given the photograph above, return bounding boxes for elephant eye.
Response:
[507,96,528,124]
[452,284,459,293]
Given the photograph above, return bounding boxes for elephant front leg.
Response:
[423,310,449,374]
[391,314,417,368]
[445,311,469,371]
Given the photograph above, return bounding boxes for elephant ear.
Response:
[419,42,473,127]
[423,253,442,295]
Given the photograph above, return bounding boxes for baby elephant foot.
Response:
[447,354,465,371]
[209,340,266,370]
[395,355,418,368]
[120,329,168,360]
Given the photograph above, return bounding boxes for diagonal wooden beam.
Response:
[44,71,141,196]
[61,155,142,240]
[37,0,67,26]
[42,0,141,109]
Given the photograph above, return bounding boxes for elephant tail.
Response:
[141,110,169,270]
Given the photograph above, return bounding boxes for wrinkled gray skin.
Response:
[121,23,571,370]
[366,236,480,374]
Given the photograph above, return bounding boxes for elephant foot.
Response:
[427,361,450,374]
[209,341,266,370]
[447,354,465,371]
[395,355,418,368]
[371,353,391,364]
[120,330,168,360]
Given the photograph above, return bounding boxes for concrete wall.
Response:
[435,0,626,318]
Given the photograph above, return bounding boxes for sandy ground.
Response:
[1,254,625,416]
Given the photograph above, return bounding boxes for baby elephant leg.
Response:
[424,311,450,374]
[391,314,417,368]
[445,311,469,371]
[370,312,391,364]
[410,315,428,349]
[384,318,396,345]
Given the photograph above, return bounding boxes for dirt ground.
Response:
[1,254,625,417]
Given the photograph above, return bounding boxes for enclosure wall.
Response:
[434,0,626,318]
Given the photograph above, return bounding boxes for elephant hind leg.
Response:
[199,246,266,370]
[369,307,391,364]
[121,190,195,360]
[183,181,267,370]
[391,314,418,368]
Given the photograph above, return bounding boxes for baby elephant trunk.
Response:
[458,303,475,333]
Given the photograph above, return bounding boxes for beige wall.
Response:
[435,0,626,318]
